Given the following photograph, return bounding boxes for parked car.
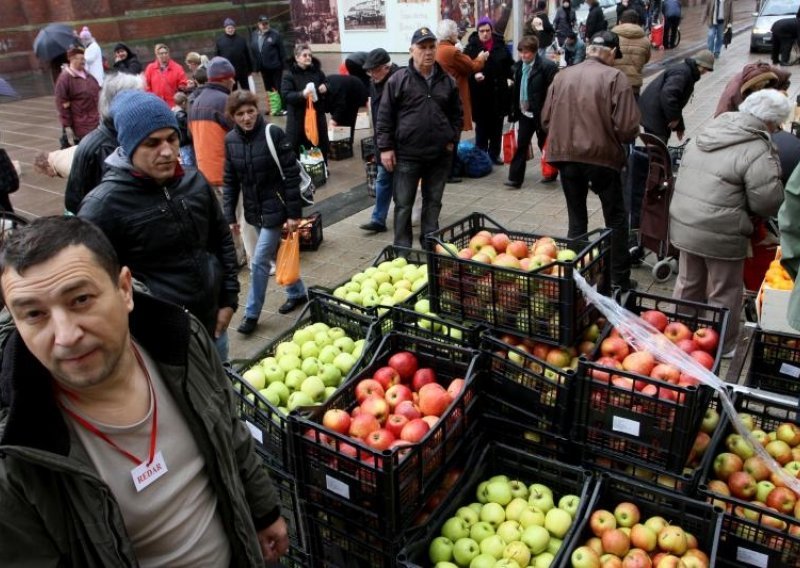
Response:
[575,0,619,39]
[750,0,800,52]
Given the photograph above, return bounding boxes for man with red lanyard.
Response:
[0,216,288,565]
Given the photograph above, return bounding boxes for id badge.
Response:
[131,451,168,492]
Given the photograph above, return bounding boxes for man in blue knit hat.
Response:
[78,91,240,362]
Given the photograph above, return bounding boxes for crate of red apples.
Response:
[288,331,482,538]
[698,388,800,567]
[566,473,722,568]
[573,290,729,473]
[425,212,612,346]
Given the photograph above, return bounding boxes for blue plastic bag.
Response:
[457,142,493,178]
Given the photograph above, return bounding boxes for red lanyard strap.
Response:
[60,344,158,466]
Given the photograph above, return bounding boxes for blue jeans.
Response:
[707,23,724,57]
[370,163,392,226]
[215,330,229,362]
[392,156,451,249]
[246,226,306,319]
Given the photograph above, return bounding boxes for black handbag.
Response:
[0,149,19,194]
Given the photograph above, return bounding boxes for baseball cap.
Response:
[364,48,391,70]
[590,31,622,59]
[258,15,269,23]
[411,27,436,44]
[693,49,715,71]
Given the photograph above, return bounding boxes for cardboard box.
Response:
[327,126,350,141]
[355,111,370,130]
[757,247,796,333]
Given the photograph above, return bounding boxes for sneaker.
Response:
[722,348,736,359]
[269,262,276,276]
[278,295,308,314]
[236,317,258,335]
[359,221,387,232]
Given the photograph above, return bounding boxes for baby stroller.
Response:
[628,133,687,282]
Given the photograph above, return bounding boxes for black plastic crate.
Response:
[361,136,375,161]
[308,245,429,318]
[397,439,596,568]
[329,139,354,161]
[288,332,482,538]
[260,458,307,552]
[573,358,714,473]
[228,297,379,472]
[375,306,484,349]
[425,213,611,346]
[277,547,311,568]
[481,333,579,437]
[745,328,800,396]
[280,212,323,251]
[567,473,722,567]
[698,388,800,567]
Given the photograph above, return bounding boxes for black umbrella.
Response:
[33,23,77,61]
[0,78,18,98]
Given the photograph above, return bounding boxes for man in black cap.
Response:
[541,31,640,291]
[215,18,253,90]
[360,48,399,234]
[251,15,287,115]
[376,28,463,249]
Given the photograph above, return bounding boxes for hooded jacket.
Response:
[612,23,651,93]
[78,151,239,337]
[0,292,279,567]
[669,111,784,260]
[113,43,143,75]
[464,30,514,124]
[638,58,701,136]
[715,63,791,117]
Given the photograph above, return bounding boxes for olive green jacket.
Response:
[0,293,279,567]
[779,165,800,332]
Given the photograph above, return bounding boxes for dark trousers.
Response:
[392,156,451,249]
[559,162,632,285]
[508,114,546,185]
[234,74,250,91]
[664,16,681,48]
[475,113,504,162]
[772,34,796,64]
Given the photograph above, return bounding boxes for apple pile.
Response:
[592,309,721,396]
[435,230,577,273]
[319,350,465,458]
[429,476,582,568]
[331,256,428,308]
[240,322,366,414]
[705,413,800,528]
[571,502,711,568]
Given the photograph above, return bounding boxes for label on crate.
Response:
[245,420,263,444]
[325,474,350,499]
[779,362,800,378]
[736,546,769,567]
[611,415,641,437]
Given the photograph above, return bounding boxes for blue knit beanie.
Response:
[112,91,178,157]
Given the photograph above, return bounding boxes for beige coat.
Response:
[612,23,651,94]
[703,0,733,27]
[436,40,485,130]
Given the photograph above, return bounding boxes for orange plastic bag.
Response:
[275,231,301,286]
[304,97,319,146]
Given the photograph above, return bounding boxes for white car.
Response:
[750,0,800,52]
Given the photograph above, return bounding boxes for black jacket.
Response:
[509,56,559,129]
[326,74,368,127]
[78,151,239,337]
[773,129,800,185]
[464,31,514,123]
[617,0,646,25]
[215,32,253,77]
[111,43,142,75]
[586,3,609,39]
[771,16,800,40]
[376,60,463,161]
[553,6,577,43]
[250,28,285,71]
[281,57,329,152]
[369,63,400,128]
[525,11,556,48]
[223,115,302,229]
[638,58,700,136]
[63,119,118,214]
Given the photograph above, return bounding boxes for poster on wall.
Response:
[289,0,341,45]
[440,0,476,27]
[343,0,387,30]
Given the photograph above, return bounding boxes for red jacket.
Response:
[54,67,101,138]
[144,59,188,107]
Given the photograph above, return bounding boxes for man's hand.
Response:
[215,307,234,338]
[329,119,338,127]
[318,83,328,94]
[257,517,289,562]
[478,50,490,62]
[475,72,485,82]
[285,218,300,232]
[381,150,396,172]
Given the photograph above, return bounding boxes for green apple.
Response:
[441,517,470,542]
[391,256,408,268]
[556,249,576,262]
[345,291,362,305]
[242,366,266,390]
[489,475,510,484]
[318,363,342,388]
[284,369,307,389]
[508,480,529,500]
[479,502,506,529]
[314,331,333,348]
[318,345,341,364]
[533,551,555,568]
[301,357,320,377]
[362,288,380,306]
[275,341,301,359]
[503,541,530,567]
[277,354,302,373]
[469,521,495,544]
[344,281,361,293]
[434,562,458,568]
[395,279,412,291]
[259,356,278,368]
[476,481,490,503]
[494,560,521,568]
[300,376,325,403]
[519,506,546,528]
[287,391,313,411]
[327,327,346,340]
[373,271,391,285]
[393,288,413,302]
[264,381,290,405]
[557,494,581,518]
[364,266,378,276]
[546,537,562,555]
[544,507,572,539]
[448,327,463,340]
[415,298,431,314]
[485,480,513,506]
[333,336,356,354]
[452,537,480,566]
[505,498,530,522]
[388,267,404,283]
[300,341,320,359]
[455,506,480,527]
[412,276,428,292]
[377,261,393,271]
[324,386,336,399]
[468,502,483,515]
[333,352,356,375]
[292,327,314,346]
[262,364,285,385]
[496,520,522,543]
[360,278,378,290]
[308,322,329,334]
[521,524,550,555]
[351,271,367,283]
[377,281,395,296]
[352,340,365,360]
[333,286,347,299]
[478,534,505,559]
[259,388,280,406]
[528,486,554,512]
[468,553,497,568]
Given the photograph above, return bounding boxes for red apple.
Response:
[592,356,623,381]
[693,327,719,352]
[372,366,400,390]
[457,248,473,259]
[743,456,772,482]
[322,409,351,435]
[349,413,380,439]
[690,350,714,370]
[507,240,529,259]
[360,395,391,425]
[664,322,692,343]
[765,486,797,515]
[713,452,743,481]
[766,439,793,465]
[446,378,465,399]
[468,233,491,253]
[384,384,413,409]
[650,363,680,384]
[589,509,617,537]
[400,418,430,442]
[421,415,439,429]
[622,351,656,376]
[490,232,510,253]
[394,400,422,421]
[411,368,437,391]
[418,383,452,417]
[385,413,409,438]
[387,351,419,383]
[601,336,631,362]
[776,422,800,446]
[355,378,385,403]
[546,347,572,368]
[532,241,558,259]
[365,428,395,451]
[728,470,757,500]
[641,310,669,332]
[601,528,631,557]
[676,338,698,354]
